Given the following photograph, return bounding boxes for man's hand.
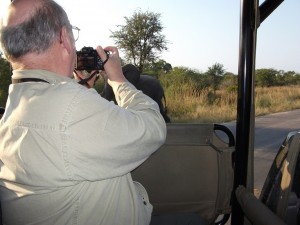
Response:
[96,46,126,92]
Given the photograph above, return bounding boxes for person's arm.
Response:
[67,46,166,181]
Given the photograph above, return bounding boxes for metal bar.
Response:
[231,0,285,224]
[259,0,284,24]
[231,0,258,224]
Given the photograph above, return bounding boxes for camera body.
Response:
[76,47,108,71]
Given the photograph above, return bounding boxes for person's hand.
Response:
[96,46,126,91]
[73,70,99,88]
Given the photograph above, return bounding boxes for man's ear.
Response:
[59,26,73,55]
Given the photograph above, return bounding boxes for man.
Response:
[0,0,166,224]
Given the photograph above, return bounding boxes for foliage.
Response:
[143,59,172,76]
[221,72,238,92]
[205,62,225,93]
[255,68,278,87]
[159,66,209,98]
[255,68,300,87]
[276,70,300,86]
[0,54,11,107]
[110,9,168,73]
[156,64,300,122]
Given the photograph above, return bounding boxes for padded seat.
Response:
[132,123,235,225]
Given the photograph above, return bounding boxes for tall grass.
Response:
[165,85,300,123]
[95,77,300,123]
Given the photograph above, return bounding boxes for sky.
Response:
[0,0,299,74]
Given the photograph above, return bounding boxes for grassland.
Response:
[165,85,300,123]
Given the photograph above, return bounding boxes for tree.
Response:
[160,66,207,98]
[255,68,278,87]
[206,63,225,93]
[144,59,172,76]
[221,72,238,91]
[281,71,300,85]
[110,9,168,73]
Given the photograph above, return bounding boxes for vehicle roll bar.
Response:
[232,0,285,225]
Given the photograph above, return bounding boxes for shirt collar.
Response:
[11,69,75,85]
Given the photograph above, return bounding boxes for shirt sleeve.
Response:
[67,82,167,181]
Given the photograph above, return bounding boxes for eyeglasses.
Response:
[72,25,80,42]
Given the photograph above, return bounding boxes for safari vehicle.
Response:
[0,0,299,225]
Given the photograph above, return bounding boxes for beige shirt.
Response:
[0,69,166,225]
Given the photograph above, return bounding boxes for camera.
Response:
[75,47,109,71]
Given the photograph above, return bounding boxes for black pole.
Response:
[259,0,284,24]
[231,0,285,224]
[231,0,258,224]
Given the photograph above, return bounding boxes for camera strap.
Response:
[12,78,49,84]
[102,52,110,66]
[76,71,99,88]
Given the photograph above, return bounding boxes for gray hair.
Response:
[0,0,73,61]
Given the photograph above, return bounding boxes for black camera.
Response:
[75,47,109,71]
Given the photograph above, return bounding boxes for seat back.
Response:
[236,131,300,225]
[131,123,235,224]
[259,131,300,224]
